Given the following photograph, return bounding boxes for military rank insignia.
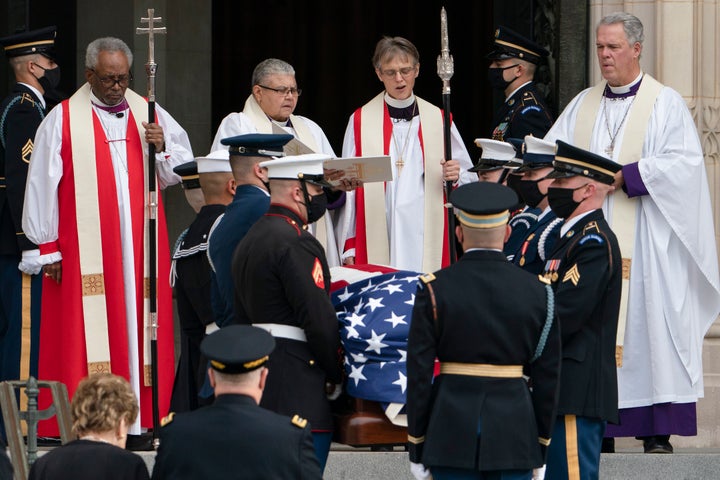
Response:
[312,258,325,289]
[542,259,561,283]
[22,138,34,163]
[563,264,580,286]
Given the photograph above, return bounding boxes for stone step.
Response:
[132,447,720,479]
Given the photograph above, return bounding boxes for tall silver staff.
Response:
[136,8,166,448]
[437,7,457,264]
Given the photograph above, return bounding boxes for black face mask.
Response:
[33,63,61,91]
[516,178,547,208]
[547,184,588,218]
[505,172,523,194]
[300,183,328,224]
[487,64,518,91]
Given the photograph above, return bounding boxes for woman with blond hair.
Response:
[29,373,150,480]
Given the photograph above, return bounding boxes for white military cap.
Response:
[260,153,332,186]
[470,138,520,172]
[196,150,232,174]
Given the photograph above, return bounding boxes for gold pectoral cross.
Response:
[396,157,404,176]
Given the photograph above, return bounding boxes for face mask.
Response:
[547,184,588,218]
[505,172,523,194]
[516,179,546,208]
[33,63,61,91]
[487,64,518,91]
[300,183,328,224]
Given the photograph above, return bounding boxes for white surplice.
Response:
[545,77,720,408]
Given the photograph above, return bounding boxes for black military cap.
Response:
[220,133,293,157]
[487,26,548,65]
[450,182,519,229]
[201,325,276,374]
[547,140,621,185]
[173,161,200,190]
[0,26,57,59]
[506,137,525,163]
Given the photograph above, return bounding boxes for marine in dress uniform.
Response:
[487,26,553,141]
[169,155,232,412]
[206,133,293,327]
[407,181,561,480]
[542,141,622,480]
[0,27,59,402]
[152,325,321,480]
[506,136,563,273]
[503,137,542,258]
[232,154,342,471]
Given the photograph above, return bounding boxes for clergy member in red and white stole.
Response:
[22,37,193,436]
[341,36,475,273]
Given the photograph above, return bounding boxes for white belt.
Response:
[253,323,307,342]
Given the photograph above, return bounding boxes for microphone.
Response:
[116,112,125,118]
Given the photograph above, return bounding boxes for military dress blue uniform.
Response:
[487,27,554,141]
[542,141,622,480]
[0,27,58,393]
[170,201,226,411]
[407,182,561,480]
[510,210,563,274]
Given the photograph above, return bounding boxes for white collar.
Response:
[607,71,643,95]
[505,81,533,102]
[384,92,416,109]
[560,210,595,237]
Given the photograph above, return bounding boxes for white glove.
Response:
[532,464,546,480]
[326,383,342,401]
[410,462,432,480]
[205,323,220,335]
[18,249,43,275]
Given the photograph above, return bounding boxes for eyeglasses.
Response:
[380,66,417,78]
[91,69,133,88]
[258,85,302,97]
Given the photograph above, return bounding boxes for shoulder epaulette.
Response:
[419,273,436,284]
[291,414,307,428]
[160,412,175,427]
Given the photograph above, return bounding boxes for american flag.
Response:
[330,265,420,408]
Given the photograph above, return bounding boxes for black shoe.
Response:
[642,435,673,454]
[601,437,615,453]
[125,433,154,451]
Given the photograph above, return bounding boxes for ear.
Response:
[374,67,385,82]
[633,42,642,58]
[84,68,94,84]
[252,84,263,101]
[455,224,463,244]
[259,367,268,391]
[208,368,216,389]
[227,178,237,196]
[413,63,420,78]
[253,163,267,182]
[504,224,512,243]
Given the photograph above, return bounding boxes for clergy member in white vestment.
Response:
[209,58,349,267]
[22,37,193,438]
[341,36,475,273]
[544,12,720,453]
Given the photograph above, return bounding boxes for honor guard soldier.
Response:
[152,325,321,479]
[169,153,234,412]
[542,140,622,479]
[469,137,521,184]
[231,154,342,472]
[505,136,564,273]
[0,26,60,401]
[487,26,553,141]
[407,181,561,480]
[207,133,293,327]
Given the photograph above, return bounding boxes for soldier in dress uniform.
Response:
[505,136,563,273]
[206,133,293,327]
[487,26,553,141]
[169,153,234,412]
[469,137,520,184]
[407,181,561,480]
[231,154,342,472]
[0,26,60,407]
[152,325,321,479]
[541,140,622,479]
